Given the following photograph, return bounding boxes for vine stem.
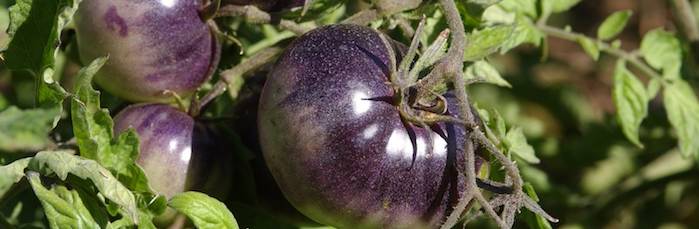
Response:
[193,47,283,115]
[535,24,662,80]
[216,5,315,35]
[437,0,512,228]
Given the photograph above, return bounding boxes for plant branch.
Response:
[536,24,662,80]
[670,0,699,43]
[342,9,379,25]
[216,5,315,35]
[194,47,283,114]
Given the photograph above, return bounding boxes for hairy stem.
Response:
[194,47,283,114]
[536,24,662,80]
[216,5,315,35]
[436,0,484,228]
[342,9,379,25]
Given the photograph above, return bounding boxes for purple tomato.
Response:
[258,24,478,228]
[113,103,197,199]
[75,0,219,102]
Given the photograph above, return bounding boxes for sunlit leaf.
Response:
[169,192,239,229]
[464,60,511,87]
[640,29,682,80]
[663,80,699,160]
[612,60,647,148]
[597,10,632,40]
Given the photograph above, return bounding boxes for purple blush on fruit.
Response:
[258,24,479,228]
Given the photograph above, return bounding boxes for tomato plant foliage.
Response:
[0,0,697,228]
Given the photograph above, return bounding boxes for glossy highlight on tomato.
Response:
[113,103,196,199]
[258,24,477,228]
[75,0,219,102]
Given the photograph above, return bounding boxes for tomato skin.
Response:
[258,24,476,228]
[113,104,196,199]
[75,0,218,102]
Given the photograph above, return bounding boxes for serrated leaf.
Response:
[640,29,682,80]
[169,192,239,229]
[5,0,75,129]
[577,37,599,61]
[663,80,699,160]
[612,61,648,148]
[500,14,544,52]
[505,127,540,164]
[28,150,139,224]
[465,60,511,87]
[6,0,81,76]
[498,0,537,18]
[70,57,152,194]
[0,107,60,152]
[482,5,515,25]
[26,172,101,229]
[410,29,448,80]
[0,158,31,198]
[597,10,632,40]
[464,25,514,61]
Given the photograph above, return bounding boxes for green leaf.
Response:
[663,80,699,160]
[640,29,682,80]
[612,60,648,148]
[70,57,152,193]
[504,127,540,164]
[498,0,537,18]
[26,172,101,229]
[647,77,662,99]
[410,29,448,80]
[500,14,544,52]
[5,0,81,76]
[464,60,511,87]
[169,192,239,229]
[550,0,580,13]
[577,37,599,61]
[464,25,514,61]
[0,107,60,152]
[5,0,74,130]
[597,10,632,40]
[522,183,553,229]
[0,158,31,198]
[28,150,139,224]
